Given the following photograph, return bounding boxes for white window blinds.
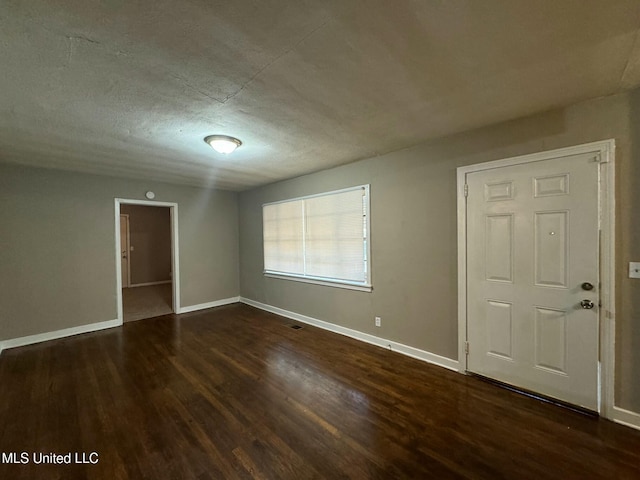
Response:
[263,185,370,289]
[263,199,304,275]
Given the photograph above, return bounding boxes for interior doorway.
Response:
[115,199,180,323]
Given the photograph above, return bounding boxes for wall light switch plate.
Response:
[630,262,640,279]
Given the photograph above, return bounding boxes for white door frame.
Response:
[114,198,181,324]
[457,140,616,419]
[120,213,131,288]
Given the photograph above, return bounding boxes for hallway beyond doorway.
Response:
[122,283,172,322]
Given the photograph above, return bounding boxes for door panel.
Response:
[485,214,514,282]
[534,306,567,374]
[466,152,599,410]
[534,210,569,287]
[486,300,513,360]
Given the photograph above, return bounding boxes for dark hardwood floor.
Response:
[1,304,639,479]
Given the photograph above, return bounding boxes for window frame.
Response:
[262,185,372,292]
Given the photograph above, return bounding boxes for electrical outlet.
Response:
[375,316,381,327]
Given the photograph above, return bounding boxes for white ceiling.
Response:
[2,0,640,190]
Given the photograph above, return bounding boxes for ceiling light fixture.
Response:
[204,135,242,154]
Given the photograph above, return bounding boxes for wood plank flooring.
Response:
[1,304,639,479]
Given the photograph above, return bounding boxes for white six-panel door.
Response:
[465,151,600,410]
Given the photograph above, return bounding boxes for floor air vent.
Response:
[287,324,303,330]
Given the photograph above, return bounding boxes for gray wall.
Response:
[239,90,640,413]
[0,164,239,340]
[120,204,172,285]
[0,90,637,414]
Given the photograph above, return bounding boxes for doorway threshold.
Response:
[471,373,598,418]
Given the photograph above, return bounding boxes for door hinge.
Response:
[596,153,609,164]
[465,341,469,355]
[464,184,469,197]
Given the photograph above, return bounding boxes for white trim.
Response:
[115,200,124,323]
[457,166,468,372]
[170,204,181,317]
[115,198,180,325]
[0,318,120,353]
[457,140,615,173]
[240,297,459,372]
[612,407,640,431]
[129,280,172,288]
[264,273,373,292]
[598,140,616,420]
[116,198,177,208]
[456,139,616,419]
[176,296,240,314]
[262,184,370,206]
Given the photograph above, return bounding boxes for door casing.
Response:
[457,140,616,419]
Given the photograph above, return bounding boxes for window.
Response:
[263,185,371,291]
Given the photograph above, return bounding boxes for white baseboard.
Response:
[240,297,459,372]
[0,296,240,354]
[0,318,121,354]
[612,406,640,431]
[177,296,240,314]
[128,280,172,288]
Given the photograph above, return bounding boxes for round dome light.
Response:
[204,135,242,154]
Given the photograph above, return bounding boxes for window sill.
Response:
[264,272,372,292]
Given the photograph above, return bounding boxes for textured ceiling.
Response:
[2,0,640,190]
